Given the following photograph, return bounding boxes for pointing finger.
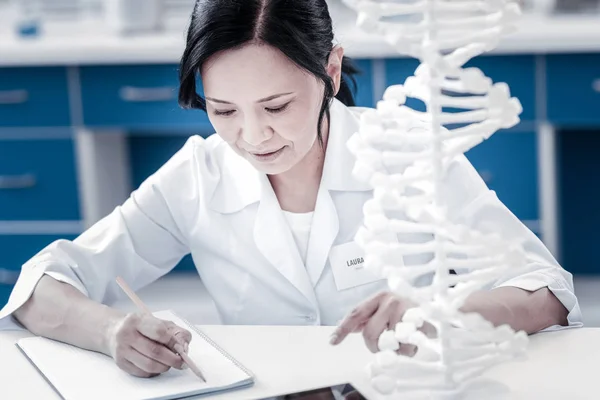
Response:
[330,292,387,345]
[362,306,391,353]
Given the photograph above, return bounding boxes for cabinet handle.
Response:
[593,79,600,93]
[119,86,176,102]
[0,268,19,285]
[479,170,493,184]
[0,89,29,105]
[0,174,37,189]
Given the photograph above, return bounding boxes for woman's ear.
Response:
[327,46,345,96]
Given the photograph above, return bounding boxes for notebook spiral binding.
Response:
[170,310,255,379]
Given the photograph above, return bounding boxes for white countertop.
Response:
[1,325,600,399]
[1,12,600,66]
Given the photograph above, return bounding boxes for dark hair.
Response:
[178,0,360,145]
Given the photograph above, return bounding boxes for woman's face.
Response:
[201,43,342,175]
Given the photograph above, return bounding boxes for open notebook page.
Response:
[16,310,253,400]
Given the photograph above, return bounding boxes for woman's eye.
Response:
[214,109,235,116]
[266,103,290,114]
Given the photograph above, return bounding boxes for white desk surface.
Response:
[0,14,600,67]
[1,326,598,400]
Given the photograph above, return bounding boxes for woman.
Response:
[0,0,580,378]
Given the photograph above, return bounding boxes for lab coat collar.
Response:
[209,98,372,214]
[209,147,262,214]
[320,98,373,192]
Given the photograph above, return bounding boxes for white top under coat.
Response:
[283,211,314,267]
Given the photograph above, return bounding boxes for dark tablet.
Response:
[265,383,369,399]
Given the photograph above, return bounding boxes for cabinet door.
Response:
[0,67,71,128]
[350,59,375,108]
[385,55,536,122]
[80,65,213,133]
[0,138,80,221]
[547,53,600,127]
[464,131,540,232]
[558,129,600,274]
[385,57,539,231]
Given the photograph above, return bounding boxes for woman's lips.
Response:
[249,147,285,162]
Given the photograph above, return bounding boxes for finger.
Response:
[388,297,405,330]
[362,305,391,353]
[352,320,368,333]
[130,332,185,370]
[119,358,160,378]
[170,322,193,350]
[331,292,387,345]
[127,346,170,375]
[137,315,190,352]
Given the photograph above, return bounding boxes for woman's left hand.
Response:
[329,291,435,355]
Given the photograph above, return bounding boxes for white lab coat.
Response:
[0,99,583,330]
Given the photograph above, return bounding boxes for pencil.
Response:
[115,276,207,382]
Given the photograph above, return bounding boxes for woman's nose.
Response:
[242,116,273,147]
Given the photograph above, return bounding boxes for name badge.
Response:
[329,241,384,291]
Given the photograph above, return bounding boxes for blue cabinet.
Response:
[464,55,536,122]
[547,53,600,126]
[80,65,213,133]
[349,59,375,108]
[0,67,71,127]
[558,129,600,274]
[1,49,597,278]
[0,135,81,305]
[465,131,539,226]
[385,57,539,226]
[385,55,536,123]
[384,58,422,110]
[129,135,195,189]
[0,138,80,221]
[0,285,12,308]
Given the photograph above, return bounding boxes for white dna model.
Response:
[342,0,530,398]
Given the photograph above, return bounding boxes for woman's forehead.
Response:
[201,44,314,95]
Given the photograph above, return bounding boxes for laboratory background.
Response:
[0,0,598,327]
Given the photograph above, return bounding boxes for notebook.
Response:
[15,310,254,400]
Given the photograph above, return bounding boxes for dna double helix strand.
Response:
[342,1,532,398]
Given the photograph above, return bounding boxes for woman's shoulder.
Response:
[141,133,230,190]
[182,133,227,155]
[159,133,255,185]
[168,133,230,169]
[166,133,260,214]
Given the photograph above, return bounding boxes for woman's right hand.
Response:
[105,312,193,378]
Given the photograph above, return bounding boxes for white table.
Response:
[1,326,598,399]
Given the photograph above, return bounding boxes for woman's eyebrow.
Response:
[205,97,233,105]
[205,92,293,105]
[256,92,294,103]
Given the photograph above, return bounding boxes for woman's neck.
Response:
[269,133,328,214]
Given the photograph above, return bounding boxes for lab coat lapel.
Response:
[253,175,317,306]
[304,100,373,287]
[209,145,316,305]
[305,186,339,286]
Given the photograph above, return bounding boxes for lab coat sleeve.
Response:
[0,136,212,331]
[443,154,583,332]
